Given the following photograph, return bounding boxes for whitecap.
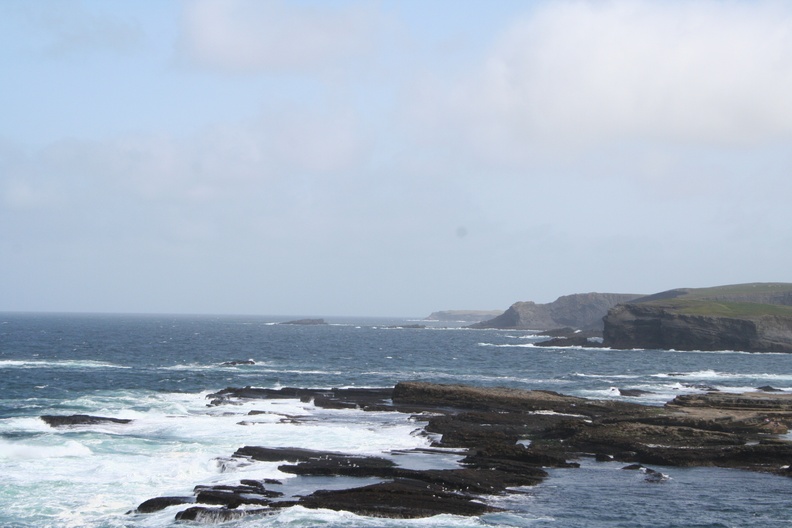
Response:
[0,438,93,459]
[0,359,130,369]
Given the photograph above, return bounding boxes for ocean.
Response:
[2,312,792,527]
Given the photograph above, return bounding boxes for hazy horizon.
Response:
[2,1,791,317]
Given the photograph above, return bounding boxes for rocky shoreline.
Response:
[47,382,792,522]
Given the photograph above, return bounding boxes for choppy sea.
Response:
[2,312,792,527]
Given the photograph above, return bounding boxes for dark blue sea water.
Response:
[2,313,792,527]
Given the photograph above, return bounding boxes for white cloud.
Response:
[0,103,369,249]
[179,0,380,73]
[417,0,792,165]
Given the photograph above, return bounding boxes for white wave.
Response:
[0,391,441,528]
[478,342,537,348]
[161,361,267,371]
[572,372,643,379]
[652,370,792,381]
[479,341,620,352]
[0,359,130,369]
[662,348,788,355]
[0,438,93,459]
[269,506,486,526]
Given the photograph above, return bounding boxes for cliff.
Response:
[603,283,792,352]
[470,292,644,331]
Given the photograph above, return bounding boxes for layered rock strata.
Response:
[603,283,792,352]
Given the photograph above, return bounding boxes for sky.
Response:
[2,0,792,317]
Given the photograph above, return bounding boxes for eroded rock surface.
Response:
[133,382,792,522]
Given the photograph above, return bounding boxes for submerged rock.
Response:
[220,359,255,366]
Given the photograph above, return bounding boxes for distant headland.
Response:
[423,310,503,323]
[446,283,792,353]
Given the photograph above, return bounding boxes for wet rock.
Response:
[566,421,745,454]
[220,359,255,366]
[462,443,578,470]
[621,464,669,482]
[134,496,193,513]
[233,446,345,462]
[207,386,393,409]
[402,468,544,494]
[41,414,132,427]
[194,489,273,508]
[175,506,270,522]
[133,382,792,521]
[622,463,645,470]
[393,381,652,420]
[241,478,282,486]
[296,479,500,518]
[616,388,653,397]
[278,454,397,478]
[668,392,792,412]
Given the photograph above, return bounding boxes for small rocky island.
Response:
[279,318,327,325]
[121,382,792,523]
[603,283,792,352]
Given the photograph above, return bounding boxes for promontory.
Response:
[470,292,643,331]
[603,282,792,353]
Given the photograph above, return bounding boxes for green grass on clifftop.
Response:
[682,283,792,299]
[659,299,792,318]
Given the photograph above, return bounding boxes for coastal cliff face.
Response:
[470,292,643,330]
[603,283,792,353]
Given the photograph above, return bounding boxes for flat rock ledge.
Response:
[41,414,133,427]
[131,382,792,523]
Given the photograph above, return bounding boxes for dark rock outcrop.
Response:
[175,506,270,522]
[603,283,792,353]
[207,386,393,409]
[471,292,644,331]
[134,382,792,522]
[134,496,193,513]
[41,415,132,427]
[296,479,499,518]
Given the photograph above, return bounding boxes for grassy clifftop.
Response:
[651,299,792,318]
[633,282,792,316]
[603,283,792,352]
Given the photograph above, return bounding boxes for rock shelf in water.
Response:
[131,382,792,522]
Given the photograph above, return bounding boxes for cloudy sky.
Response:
[2,0,792,317]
